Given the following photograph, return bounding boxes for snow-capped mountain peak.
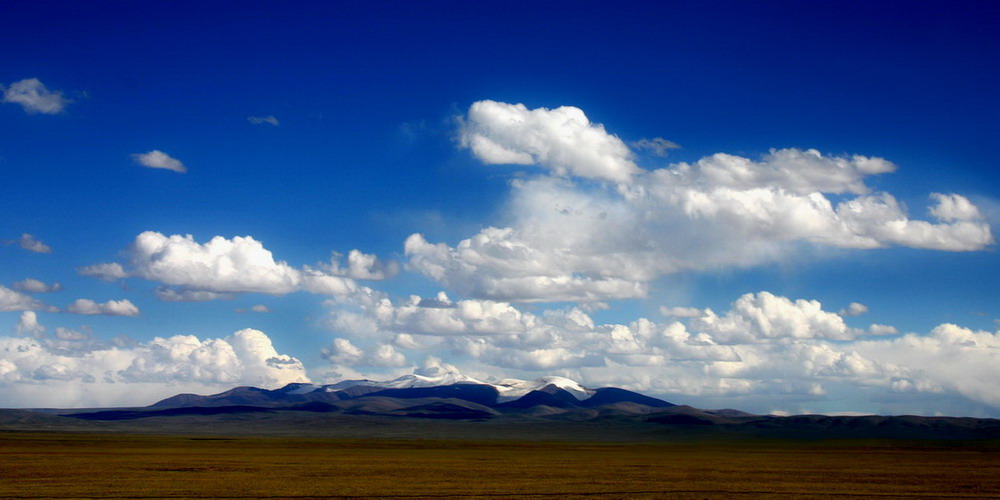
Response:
[492,376,595,402]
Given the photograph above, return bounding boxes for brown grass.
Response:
[0,432,998,499]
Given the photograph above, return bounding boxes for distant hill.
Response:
[38,374,1000,440]
[147,374,675,412]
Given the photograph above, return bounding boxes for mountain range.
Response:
[41,372,1000,441]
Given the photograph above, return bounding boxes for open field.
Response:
[1,432,998,499]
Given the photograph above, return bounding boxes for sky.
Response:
[2,1,999,416]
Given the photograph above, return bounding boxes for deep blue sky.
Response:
[2,1,999,415]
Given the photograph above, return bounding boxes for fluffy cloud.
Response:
[83,232,395,304]
[459,100,640,183]
[839,302,868,317]
[4,233,52,253]
[248,115,279,126]
[0,285,47,312]
[853,324,1000,409]
[131,150,187,173]
[14,311,44,338]
[0,328,308,408]
[78,262,127,282]
[409,102,993,303]
[324,250,399,280]
[689,292,858,343]
[2,78,69,114]
[128,232,302,294]
[12,279,62,293]
[322,286,1000,415]
[929,193,983,221]
[321,338,408,368]
[66,298,140,317]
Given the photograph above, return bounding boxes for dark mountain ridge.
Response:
[49,380,1000,440]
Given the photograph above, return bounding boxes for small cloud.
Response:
[0,285,48,312]
[867,324,899,336]
[2,78,70,114]
[156,287,231,302]
[66,298,140,317]
[248,115,279,126]
[236,304,271,313]
[631,137,681,157]
[131,150,187,173]
[839,302,869,317]
[324,249,399,280]
[660,305,703,318]
[3,233,52,253]
[14,311,45,338]
[12,278,62,293]
[78,262,128,282]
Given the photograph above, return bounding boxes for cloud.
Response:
[321,338,408,368]
[408,102,993,303]
[0,285,47,312]
[66,298,140,317]
[131,150,187,173]
[839,302,868,317]
[867,324,899,336]
[660,306,703,318]
[2,78,69,114]
[853,324,1000,409]
[631,137,681,157]
[248,115,279,126]
[235,304,271,313]
[688,292,858,343]
[12,279,62,293]
[127,232,302,294]
[14,311,45,338]
[155,287,232,302]
[929,193,983,221]
[77,262,128,282]
[459,100,641,183]
[0,328,308,407]
[84,232,390,302]
[323,250,399,280]
[321,287,1000,414]
[4,233,52,253]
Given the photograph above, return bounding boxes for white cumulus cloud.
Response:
[0,285,47,312]
[131,150,187,173]
[0,328,309,407]
[2,78,69,114]
[12,279,62,293]
[66,298,140,317]
[128,232,302,294]
[14,311,45,338]
[459,100,640,183]
[4,233,52,253]
[78,262,128,282]
[82,232,392,304]
[408,102,993,303]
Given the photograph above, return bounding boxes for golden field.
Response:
[0,432,998,499]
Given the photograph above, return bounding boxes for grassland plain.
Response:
[1,432,999,499]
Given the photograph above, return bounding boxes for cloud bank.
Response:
[408,101,993,303]
[0,323,308,408]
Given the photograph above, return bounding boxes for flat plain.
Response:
[1,431,999,499]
